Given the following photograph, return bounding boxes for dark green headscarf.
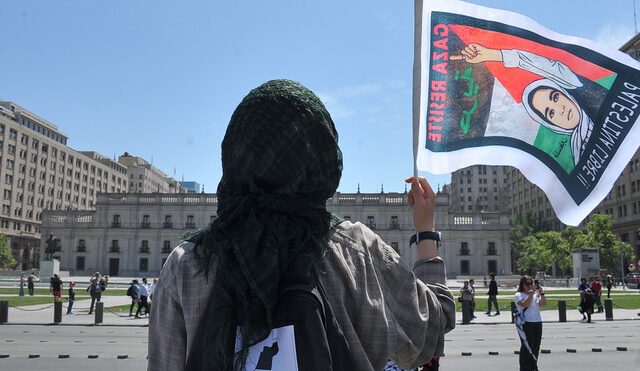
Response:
[189,80,343,370]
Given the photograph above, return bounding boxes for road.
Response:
[442,321,640,370]
[0,325,148,371]
[0,320,639,370]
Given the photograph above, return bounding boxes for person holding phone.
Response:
[514,276,547,371]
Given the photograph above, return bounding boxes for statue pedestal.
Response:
[39,260,60,278]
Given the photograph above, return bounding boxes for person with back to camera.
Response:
[514,276,547,371]
[147,80,456,370]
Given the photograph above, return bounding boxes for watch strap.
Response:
[410,231,440,246]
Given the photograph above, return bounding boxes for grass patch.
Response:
[0,288,126,296]
[455,293,640,312]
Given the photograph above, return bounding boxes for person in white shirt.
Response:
[514,276,547,371]
[136,277,150,318]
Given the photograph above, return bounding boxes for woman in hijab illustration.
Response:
[451,43,594,166]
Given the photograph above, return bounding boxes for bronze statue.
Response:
[44,234,59,261]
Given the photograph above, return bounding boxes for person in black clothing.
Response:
[27,272,35,296]
[606,275,613,298]
[128,280,140,317]
[49,274,63,302]
[67,282,76,314]
[485,273,500,315]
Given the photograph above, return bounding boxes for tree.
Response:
[536,231,571,277]
[0,233,17,270]
[583,214,634,277]
[511,211,545,274]
[516,234,554,275]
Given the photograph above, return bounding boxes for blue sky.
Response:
[1,0,637,194]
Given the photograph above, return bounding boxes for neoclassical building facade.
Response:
[40,191,512,277]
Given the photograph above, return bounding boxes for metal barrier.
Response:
[53,301,62,324]
[0,301,8,324]
[95,302,104,324]
[605,298,614,321]
[558,300,566,322]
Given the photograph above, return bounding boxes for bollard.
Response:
[510,302,516,324]
[461,301,471,324]
[53,301,62,324]
[0,301,8,324]
[604,298,613,321]
[558,300,567,322]
[95,302,104,324]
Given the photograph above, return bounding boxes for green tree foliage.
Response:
[517,235,552,274]
[582,214,634,276]
[510,211,544,272]
[0,233,17,270]
[537,231,571,276]
[515,231,570,276]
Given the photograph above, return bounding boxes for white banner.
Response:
[413,0,640,226]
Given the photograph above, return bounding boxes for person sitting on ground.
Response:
[148,79,455,370]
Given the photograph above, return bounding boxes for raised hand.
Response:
[449,43,502,64]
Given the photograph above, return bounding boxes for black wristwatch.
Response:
[410,231,441,247]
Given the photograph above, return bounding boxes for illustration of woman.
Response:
[451,43,594,166]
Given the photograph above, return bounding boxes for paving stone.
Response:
[488,351,499,355]
[616,347,628,351]
[88,354,99,359]
[117,354,128,359]
[541,349,551,354]
[566,349,577,353]
[461,352,472,356]
[0,354,9,359]
[592,348,602,352]
[29,354,40,358]
[58,354,70,359]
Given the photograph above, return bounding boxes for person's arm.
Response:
[450,43,582,89]
[405,176,438,260]
[517,291,535,308]
[147,251,187,370]
[538,286,547,307]
[380,176,454,368]
[501,48,582,89]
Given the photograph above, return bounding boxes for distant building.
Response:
[449,165,508,213]
[0,101,180,270]
[179,181,201,193]
[40,190,512,277]
[0,101,129,270]
[119,152,184,194]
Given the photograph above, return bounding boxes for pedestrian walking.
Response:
[485,273,500,315]
[86,272,105,314]
[606,275,613,298]
[578,277,590,321]
[590,277,603,313]
[514,276,547,371]
[18,274,25,296]
[27,271,36,296]
[67,282,76,314]
[136,278,149,318]
[127,279,140,317]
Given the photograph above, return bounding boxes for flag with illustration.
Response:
[413,0,640,225]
